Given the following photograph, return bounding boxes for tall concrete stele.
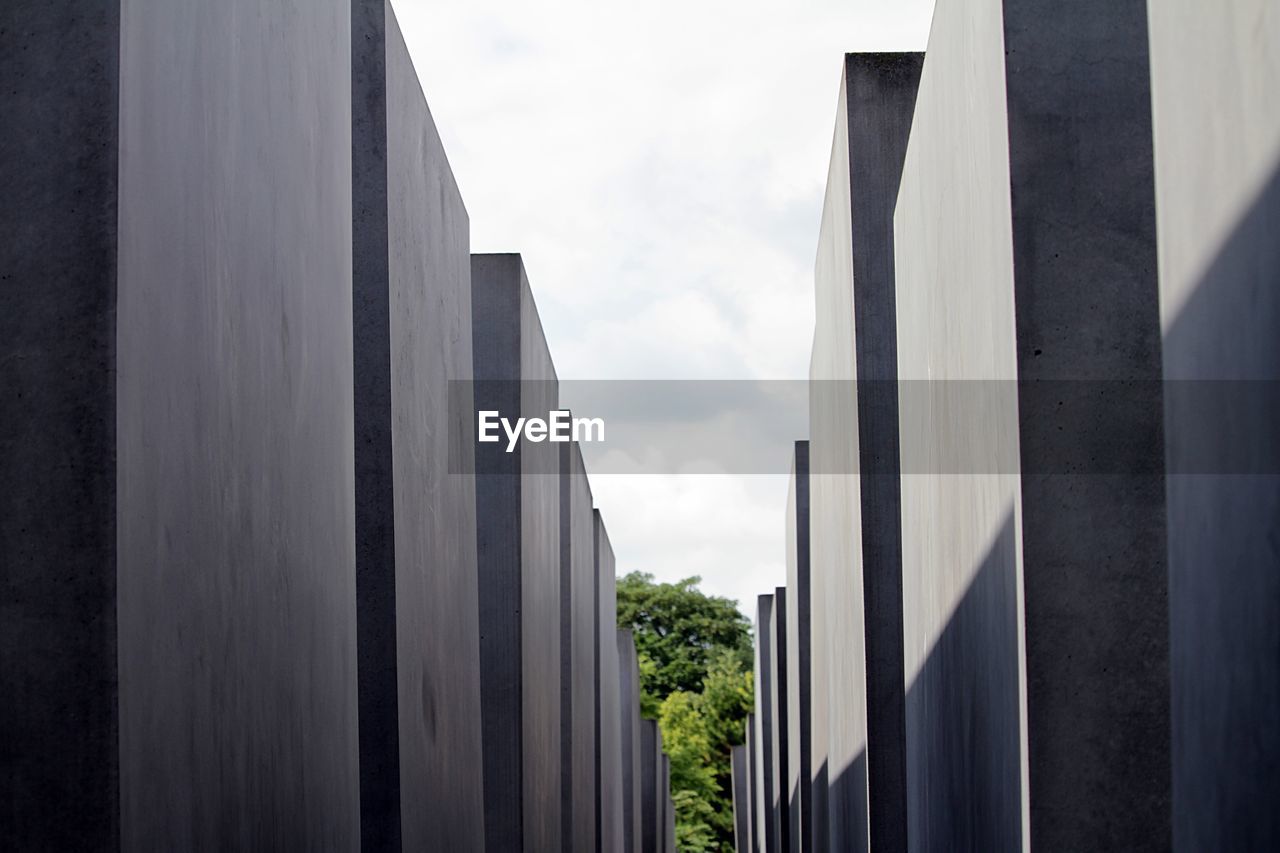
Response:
[810,51,922,853]
[1147,0,1280,849]
[738,2,1278,851]
[560,441,597,852]
[3,2,364,848]
[472,253,564,852]
[785,441,813,853]
[895,1,1169,849]
[352,0,487,848]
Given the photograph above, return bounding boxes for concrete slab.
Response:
[753,595,778,851]
[733,744,753,853]
[809,52,923,853]
[769,588,790,852]
[1147,1,1280,848]
[473,253,562,852]
[641,719,660,853]
[747,714,760,853]
[352,2,486,848]
[560,442,597,851]
[596,513,626,852]
[785,442,812,853]
[663,768,676,853]
[895,1,1168,849]
[619,630,644,852]
[112,0,361,847]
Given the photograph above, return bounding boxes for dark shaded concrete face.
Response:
[1148,2,1280,849]
[472,253,562,853]
[1002,1,1170,847]
[113,0,360,848]
[769,587,790,852]
[352,1,487,849]
[785,441,814,853]
[904,517,1024,852]
[0,3,120,849]
[640,719,660,852]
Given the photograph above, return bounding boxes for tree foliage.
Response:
[617,572,754,852]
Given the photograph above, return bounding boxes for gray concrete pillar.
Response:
[732,744,753,852]
[2,0,363,848]
[894,1,1169,849]
[619,630,645,852]
[769,588,790,852]
[753,595,778,851]
[560,442,597,851]
[596,513,626,852]
[352,1,486,848]
[809,52,922,853]
[1147,0,1280,848]
[784,441,813,852]
[473,253,563,852]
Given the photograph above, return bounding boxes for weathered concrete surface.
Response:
[831,52,923,853]
[619,630,645,853]
[785,442,812,853]
[1002,1,1169,849]
[473,253,562,852]
[733,744,753,853]
[0,3,120,848]
[753,595,778,851]
[769,587,790,852]
[1147,2,1280,849]
[352,2,486,848]
[560,440,597,851]
[810,53,923,853]
[111,0,361,848]
[894,0,1030,847]
[896,1,1169,850]
[596,513,626,853]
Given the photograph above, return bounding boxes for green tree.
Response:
[617,573,754,852]
[616,572,752,715]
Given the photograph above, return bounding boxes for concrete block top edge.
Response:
[844,51,926,66]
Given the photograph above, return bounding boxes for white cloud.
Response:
[394,0,935,612]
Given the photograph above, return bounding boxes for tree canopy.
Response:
[617,572,754,852]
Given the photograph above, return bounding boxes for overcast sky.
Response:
[397,0,936,615]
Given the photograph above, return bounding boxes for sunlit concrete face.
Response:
[893,0,1027,849]
[808,64,869,853]
[473,253,562,852]
[351,1,487,848]
[897,0,1170,850]
[1149,1,1280,849]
